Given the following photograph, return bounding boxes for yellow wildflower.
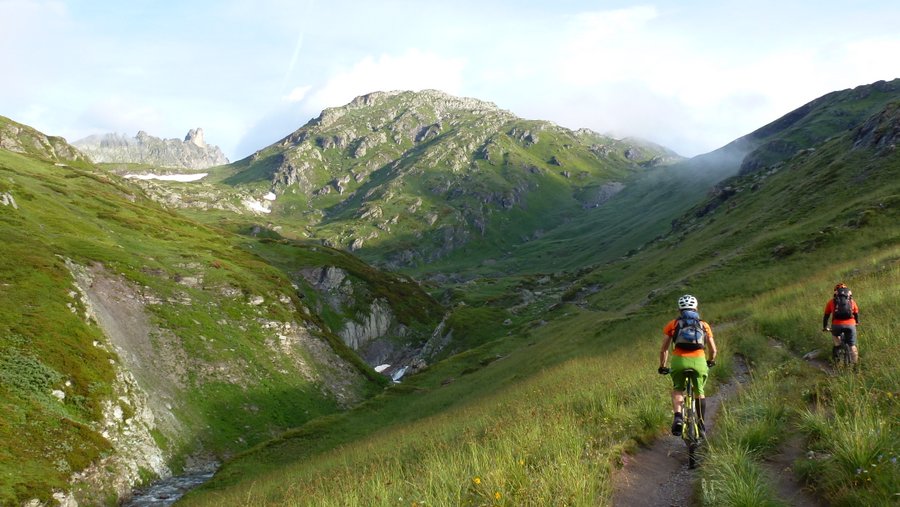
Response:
[495,492,502,500]
[473,477,481,485]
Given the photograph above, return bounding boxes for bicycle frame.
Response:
[681,368,702,468]
[836,336,853,368]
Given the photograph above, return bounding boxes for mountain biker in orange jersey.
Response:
[658,294,717,436]
[823,283,860,364]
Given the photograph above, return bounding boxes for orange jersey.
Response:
[664,318,713,358]
[824,298,859,326]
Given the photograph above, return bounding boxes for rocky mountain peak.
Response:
[74,129,228,169]
[185,128,206,148]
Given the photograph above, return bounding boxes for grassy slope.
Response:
[180,104,899,505]
[0,150,394,504]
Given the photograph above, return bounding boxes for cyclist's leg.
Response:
[843,325,859,363]
[669,358,688,435]
[831,327,842,360]
[692,359,710,433]
[671,390,684,414]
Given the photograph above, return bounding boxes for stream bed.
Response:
[123,464,218,507]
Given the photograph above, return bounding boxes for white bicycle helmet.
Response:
[677,294,698,310]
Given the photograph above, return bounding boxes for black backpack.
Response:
[673,310,706,351]
[833,287,853,319]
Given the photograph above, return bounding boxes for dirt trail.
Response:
[760,433,826,507]
[756,342,829,507]
[612,344,836,507]
[611,356,749,507]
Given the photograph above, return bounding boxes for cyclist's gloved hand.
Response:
[706,360,716,368]
[658,366,670,375]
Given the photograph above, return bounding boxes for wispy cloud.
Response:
[284,85,313,103]
[302,49,467,112]
[3,1,899,160]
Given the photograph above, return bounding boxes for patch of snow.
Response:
[374,364,391,373]
[124,173,208,182]
[391,366,408,383]
[263,192,277,201]
[242,198,272,214]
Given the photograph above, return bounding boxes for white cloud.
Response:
[77,97,165,138]
[284,85,313,103]
[303,49,467,112]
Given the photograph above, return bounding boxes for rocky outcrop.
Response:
[340,299,395,350]
[852,101,900,155]
[297,265,446,368]
[74,129,229,169]
[55,260,367,505]
[583,182,625,208]
[0,115,89,163]
[1,192,17,209]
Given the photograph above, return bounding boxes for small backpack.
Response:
[833,287,853,319]
[673,310,706,351]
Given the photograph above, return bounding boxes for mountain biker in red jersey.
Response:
[658,294,718,436]
[823,283,860,364]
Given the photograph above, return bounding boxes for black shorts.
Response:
[831,324,857,346]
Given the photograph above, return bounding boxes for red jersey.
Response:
[824,298,859,326]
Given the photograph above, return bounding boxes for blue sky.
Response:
[2,0,899,161]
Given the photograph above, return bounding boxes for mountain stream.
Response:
[123,464,217,507]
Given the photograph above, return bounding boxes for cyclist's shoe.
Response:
[671,413,684,436]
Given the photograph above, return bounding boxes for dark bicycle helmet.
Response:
[834,283,851,295]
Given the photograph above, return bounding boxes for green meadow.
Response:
[181,118,900,505]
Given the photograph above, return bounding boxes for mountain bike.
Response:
[659,366,705,468]
[826,327,855,370]
[681,368,703,468]
[835,338,852,369]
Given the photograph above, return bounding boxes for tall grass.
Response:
[701,444,784,507]
[181,312,681,506]
[700,249,900,506]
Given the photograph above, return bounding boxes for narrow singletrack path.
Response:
[611,356,749,507]
[760,433,827,507]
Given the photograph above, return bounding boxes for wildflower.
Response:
[518,459,525,466]
[855,468,862,475]
[473,477,481,485]
[495,492,502,500]
[891,457,897,464]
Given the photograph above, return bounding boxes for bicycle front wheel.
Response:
[683,378,700,467]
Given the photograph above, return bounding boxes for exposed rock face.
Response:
[298,265,445,367]
[74,129,229,169]
[584,182,625,208]
[340,298,395,350]
[58,260,367,504]
[853,101,900,155]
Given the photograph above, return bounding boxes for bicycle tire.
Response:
[683,374,700,468]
